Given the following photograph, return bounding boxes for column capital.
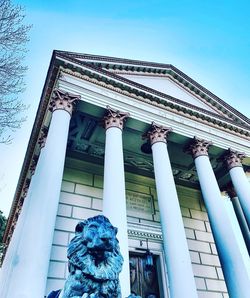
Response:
[221,148,246,170]
[103,106,130,130]
[49,89,80,116]
[143,122,172,145]
[185,137,212,159]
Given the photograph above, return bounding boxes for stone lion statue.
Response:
[59,215,124,298]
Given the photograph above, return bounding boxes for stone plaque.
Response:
[126,190,154,214]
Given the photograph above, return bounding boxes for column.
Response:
[144,123,198,298]
[0,128,48,295]
[0,89,80,298]
[102,107,130,298]
[226,185,250,255]
[186,137,250,298]
[223,149,250,228]
[0,153,40,296]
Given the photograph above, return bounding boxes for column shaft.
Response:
[0,136,45,295]
[230,197,250,254]
[152,141,198,298]
[145,123,197,298]
[0,188,31,295]
[222,149,250,229]
[102,109,130,297]
[229,167,250,228]
[194,155,250,297]
[0,90,79,298]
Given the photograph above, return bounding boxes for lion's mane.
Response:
[61,215,123,298]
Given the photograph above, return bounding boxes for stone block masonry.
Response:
[45,166,228,297]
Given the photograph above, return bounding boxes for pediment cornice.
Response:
[55,53,250,140]
[55,50,250,127]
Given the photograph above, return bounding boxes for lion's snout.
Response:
[100,231,112,242]
[89,235,113,250]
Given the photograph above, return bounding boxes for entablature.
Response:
[57,71,250,156]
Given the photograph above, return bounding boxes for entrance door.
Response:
[129,253,160,298]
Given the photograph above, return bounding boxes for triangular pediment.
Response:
[118,74,217,113]
[54,50,250,129]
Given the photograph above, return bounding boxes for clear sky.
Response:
[0,0,250,216]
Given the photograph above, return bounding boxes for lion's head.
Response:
[61,215,123,298]
[74,215,118,258]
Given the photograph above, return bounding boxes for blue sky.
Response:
[1,0,250,216]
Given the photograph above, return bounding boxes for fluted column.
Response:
[0,89,80,298]
[186,138,250,298]
[102,107,130,298]
[226,185,250,255]
[144,123,198,298]
[222,149,250,228]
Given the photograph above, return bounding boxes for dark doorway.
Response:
[129,252,160,298]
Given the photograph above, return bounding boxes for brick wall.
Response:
[45,164,228,298]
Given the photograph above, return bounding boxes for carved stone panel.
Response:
[126,191,155,218]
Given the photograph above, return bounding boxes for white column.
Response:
[0,127,49,293]
[223,196,250,267]
[0,193,28,295]
[187,138,250,298]
[0,90,79,298]
[0,153,39,295]
[102,107,130,298]
[226,186,250,255]
[0,129,49,295]
[145,123,198,298]
[223,149,250,228]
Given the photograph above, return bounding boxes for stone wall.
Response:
[45,163,228,298]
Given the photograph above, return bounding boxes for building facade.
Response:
[1,51,250,298]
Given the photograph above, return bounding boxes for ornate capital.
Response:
[221,148,246,170]
[185,137,212,159]
[49,89,80,116]
[103,106,130,130]
[38,126,48,149]
[143,122,172,145]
